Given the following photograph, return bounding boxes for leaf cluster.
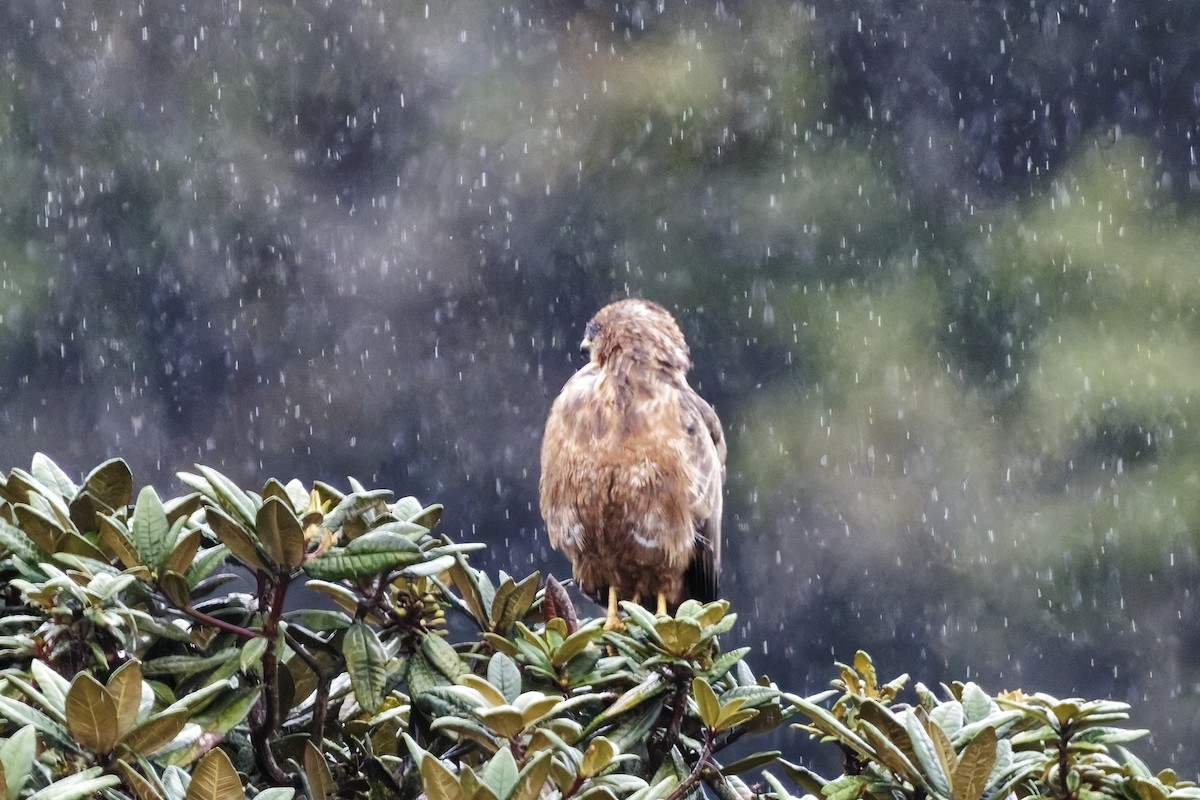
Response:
[0,455,1190,800]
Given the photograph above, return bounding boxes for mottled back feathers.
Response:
[539,299,726,610]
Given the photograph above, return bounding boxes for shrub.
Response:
[0,454,1192,799]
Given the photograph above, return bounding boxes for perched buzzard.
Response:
[539,299,726,630]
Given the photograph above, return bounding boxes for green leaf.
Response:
[487,652,523,704]
[345,621,388,714]
[303,530,424,580]
[905,710,952,798]
[960,683,998,723]
[491,572,540,633]
[26,767,120,800]
[618,601,661,639]
[29,659,70,715]
[192,465,259,525]
[701,647,751,681]
[400,554,458,577]
[162,687,261,766]
[239,636,270,675]
[143,649,242,679]
[31,453,77,499]
[422,632,468,680]
[130,486,171,573]
[0,725,36,800]
[322,489,393,533]
[784,692,875,759]
[65,673,119,754]
[0,516,51,564]
[597,673,667,722]
[0,694,71,745]
[477,706,527,739]
[721,750,783,775]
[254,789,297,800]
[185,748,245,800]
[480,747,520,799]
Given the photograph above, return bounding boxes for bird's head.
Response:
[581,298,691,372]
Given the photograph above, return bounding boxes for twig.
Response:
[665,728,718,800]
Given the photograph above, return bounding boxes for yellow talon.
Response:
[656,592,667,616]
[603,585,625,632]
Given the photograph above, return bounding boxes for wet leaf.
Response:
[121,709,190,756]
[26,767,120,800]
[191,465,258,525]
[721,750,783,775]
[164,528,203,577]
[303,740,335,800]
[239,635,269,674]
[81,458,134,511]
[14,504,63,553]
[130,486,171,573]
[256,495,305,571]
[0,725,36,800]
[480,746,519,799]
[66,673,118,754]
[487,652,523,703]
[512,751,553,800]
[185,748,244,800]
[581,736,618,777]
[0,515,49,564]
[112,759,164,800]
[597,673,667,722]
[420,754,465,800]
[303,530,424,580]
[656,617,702,656]
[906,709,951,797]
[206,506,266,572]
[323,489,393,534]
[107,660,144,741]
[951,726,997,800]
[458,674,508,708]
[478,706,526,739]
[491,572,539,633]
[31,453,77,500]
[693,677,720,729]
[422,632,468,680]
[346,621,388,714]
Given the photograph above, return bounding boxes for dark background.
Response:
[3,0,1200,775]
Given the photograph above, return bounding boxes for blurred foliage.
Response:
[2,0,1200,778]
[0,454,1194,800]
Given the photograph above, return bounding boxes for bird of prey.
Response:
[539,298,726,630]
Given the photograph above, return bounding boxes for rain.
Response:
[2,0,1200,776]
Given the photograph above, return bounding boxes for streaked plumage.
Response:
[539,299,726,628]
